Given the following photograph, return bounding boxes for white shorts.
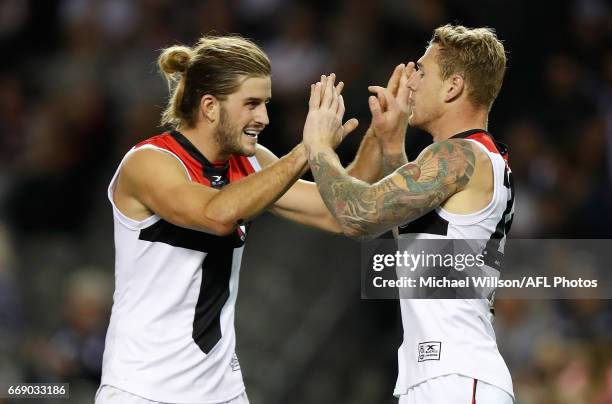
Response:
[398,374,513,404]
[95,385,249,404]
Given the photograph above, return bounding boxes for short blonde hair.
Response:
[430,24,506,109]
[158,35,271,128]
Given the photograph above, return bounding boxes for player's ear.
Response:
[444,74,464,103]
[200,95,219,122]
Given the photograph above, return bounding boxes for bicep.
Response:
[120,149,229,234]
[340,140,476,236]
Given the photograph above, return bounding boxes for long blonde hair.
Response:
[158,35,271,128]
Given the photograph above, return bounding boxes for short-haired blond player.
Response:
[304,25,515,403]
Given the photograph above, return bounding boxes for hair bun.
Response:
[158,46,193,75]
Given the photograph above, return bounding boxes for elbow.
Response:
[209,221,237,237]
[204,206,240,236]
[181,209,236,236]
[340,223,378,242]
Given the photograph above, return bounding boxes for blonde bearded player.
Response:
[303,25,515,403]
[95,35,380,404]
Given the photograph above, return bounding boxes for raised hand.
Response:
[367,62,415,149]
[302,73,359,152]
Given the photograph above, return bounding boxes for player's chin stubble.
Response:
[214,107,247,156]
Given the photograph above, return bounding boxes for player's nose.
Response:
[255,104,269,126]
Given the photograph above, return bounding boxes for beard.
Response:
[213,106,248,156]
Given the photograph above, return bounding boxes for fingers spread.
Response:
[319,74,328,101]
[330,85,339,114]
[341,118,359,138]
[336,94,345,121]
[397,68,410,104]
[405,61,416,78]
[368,95,383,124]
[387,63,405,97]
[335,81,344,96]
[368,85,386,94]
[309,82,322,109]
[322,73,336,108]
[368,86,390,110]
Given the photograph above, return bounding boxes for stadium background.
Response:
[0,0,610,403]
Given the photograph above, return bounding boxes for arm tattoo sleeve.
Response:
[382,151,408,176]
[309,139,476,240]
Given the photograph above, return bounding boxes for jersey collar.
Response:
[449,128,492,139]
[169,130,229,171]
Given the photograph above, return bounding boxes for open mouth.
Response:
[243,130,259,140]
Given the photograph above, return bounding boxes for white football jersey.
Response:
[394,130,515,399]
[100,131,261,403]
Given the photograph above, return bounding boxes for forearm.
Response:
[379,125,408,175]
[345,127,384,183]
[307,145,384,240]
[206,144,307,226]
[270,204,342,233]
[381,143,408,176]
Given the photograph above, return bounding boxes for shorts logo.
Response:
[230,352,241,371]
[418,341,441,362]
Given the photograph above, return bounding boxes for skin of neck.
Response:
[425,100,491,142]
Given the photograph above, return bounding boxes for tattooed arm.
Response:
[307,139,476,241]
[382,149,408,176]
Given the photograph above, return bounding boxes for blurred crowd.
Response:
[0,0,610,403]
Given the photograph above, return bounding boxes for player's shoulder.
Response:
[416,138,481,163]
[121,147,188,188]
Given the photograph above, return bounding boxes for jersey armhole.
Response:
[107,145,192,230]
[436,139,498,225]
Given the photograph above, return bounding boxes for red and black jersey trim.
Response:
[450,128,509,163]
[170,130,230,188]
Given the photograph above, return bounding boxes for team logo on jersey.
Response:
[211,175,227,187]
[418,341,441,362]
[230,352,241,371]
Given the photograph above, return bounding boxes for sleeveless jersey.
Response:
[101,131,262,403]
[393,129,515,399]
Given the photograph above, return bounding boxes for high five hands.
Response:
[302,73,359,152]
[302,64,416,153]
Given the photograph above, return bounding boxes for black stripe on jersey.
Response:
[482,167,514,272]
[138,219,249,354]
[397,210,449,236]
[193,246,234,354]
[138,219,247,251]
